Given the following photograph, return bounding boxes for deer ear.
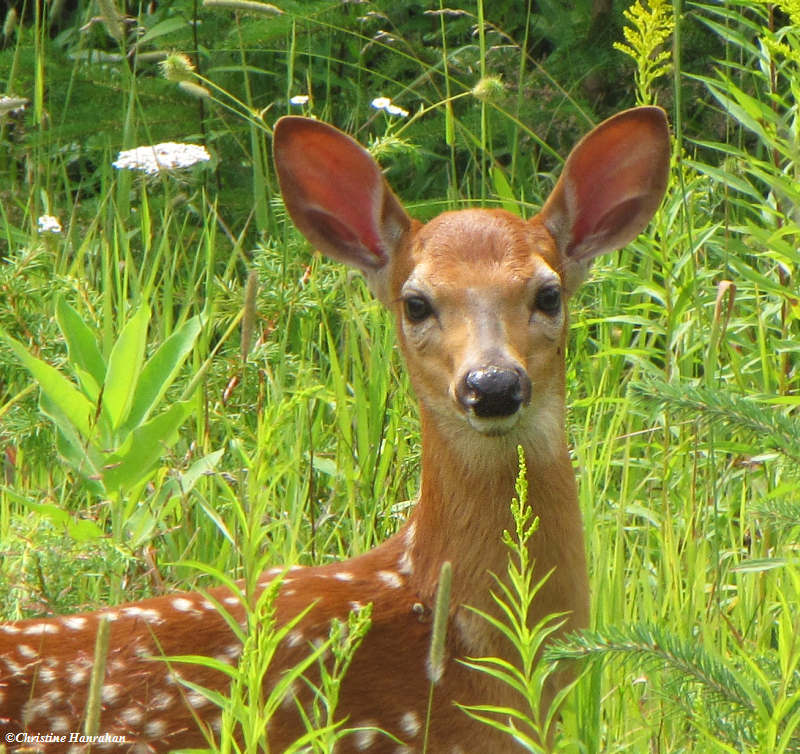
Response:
[538,106,670,291]
[273,116,411,292]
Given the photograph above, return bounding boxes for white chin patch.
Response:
[466,412,521,436]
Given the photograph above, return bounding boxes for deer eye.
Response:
[404,295,433,323]
[534,285,562,315]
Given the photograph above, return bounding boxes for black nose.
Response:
[456,366,532,418]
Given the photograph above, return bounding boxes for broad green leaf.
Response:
[103,304,150,432]
[73,365,101,406]
[0,325,95,437]
[102,400,194,494]
[137,16,189,45]
[179,448,224,493]
[123,504,159,550]
[19,500,105,542]
[55,296,106,386]
[123,315,202,432]
[40,392,105,487]
[67,517,106,542]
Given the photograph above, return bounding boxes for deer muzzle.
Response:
[456,365,532,424]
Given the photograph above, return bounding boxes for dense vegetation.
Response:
[1,0,798,750]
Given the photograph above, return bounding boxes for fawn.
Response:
[0,107,670,753]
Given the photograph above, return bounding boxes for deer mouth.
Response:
[465,410,523,436]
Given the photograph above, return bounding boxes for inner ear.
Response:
[569,196,649,259]
[537,106,671,269]
[273,116,411,276]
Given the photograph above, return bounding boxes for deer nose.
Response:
[456,366,532,418]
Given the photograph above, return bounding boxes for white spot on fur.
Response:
[44,688,64,704]
[213,643,241,665]
[334,571,354,581]
[311,636,330,662]
[17,644,37,659]
[398,549,414,575]
[24,622,59,635]
[202,600,215,610]
[377,570,403,588]
[281,680,299,709]
[354,723,378,750]
[22,697,50,724]
[121,705,144,726]
[1,624,20,634]
[405,521,416,548]
[67,657,92,684]
[150,691,175,711]
[224,596,239,606]
[100,611,119,621]
[4,657,23,675]
[350,601,365,612]
[400,710,421,737]
[145,719,167,738]
[102,684,122,703]
[134,642,151,658]
[171,597,195,612]
[38,666,56,684]
[123,606,163,622]
[52,715,71,733]
[287,629,304,647]
[187,690,209,708]
[63,616,88,630]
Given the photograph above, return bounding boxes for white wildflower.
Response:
[370,96,408,118]
[38,215,62,234]
[0,95,28,120]
[385,103,409,117]
[112,142,211,175]
[289,94,309,105]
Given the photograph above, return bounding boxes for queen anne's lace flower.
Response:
[38,215,62,234]
[113,143,211,175]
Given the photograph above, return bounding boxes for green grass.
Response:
[1,0,800,750]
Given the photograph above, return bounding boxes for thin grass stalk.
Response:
[83,616,112,736]
[476,0,488,203]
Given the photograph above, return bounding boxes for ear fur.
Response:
[537,106,671,292]
[273,116,411,302]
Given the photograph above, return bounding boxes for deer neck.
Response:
[405,404,589,656]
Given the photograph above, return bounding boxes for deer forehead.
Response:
[406,208,561,284]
